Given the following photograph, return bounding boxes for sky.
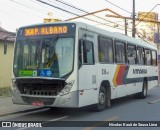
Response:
[0,0,160,33]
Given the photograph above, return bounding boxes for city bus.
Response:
[11,22,158,111]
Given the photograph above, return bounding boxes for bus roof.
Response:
[19,21,157,50]
[77,22,157,50]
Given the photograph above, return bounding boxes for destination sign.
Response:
[24,26,68,36]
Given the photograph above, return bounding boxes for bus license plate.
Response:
[32,101,44,106]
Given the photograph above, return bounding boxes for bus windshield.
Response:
[13,36,74,78]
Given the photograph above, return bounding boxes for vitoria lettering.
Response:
[133,69,147,74]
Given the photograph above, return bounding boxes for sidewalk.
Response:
[0,96,43,117]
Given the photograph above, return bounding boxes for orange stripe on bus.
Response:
[113,65,121,86]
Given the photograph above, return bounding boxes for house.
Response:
[0,27,16,96]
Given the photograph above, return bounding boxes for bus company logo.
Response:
[133,69,147,74]
[2,122,11,127]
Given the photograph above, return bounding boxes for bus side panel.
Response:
[78,65,98,107]
[78,29,98,107]
[96,64,117,99]
[148,66,158,89]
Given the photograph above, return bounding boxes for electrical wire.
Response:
[135,4,160,26]
[36,0,132,31]
[1,0,133,33]
[53,0,125,27]
[104,0,132,14]
[104,0,160,42]
[9,0,47,16]
[30,0,71,19]
[51,0,131,30]
[53,0,88,14]
[135,4,160,42]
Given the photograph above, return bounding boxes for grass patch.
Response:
[0,87,11,97]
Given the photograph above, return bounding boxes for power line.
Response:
[30,0,71,19]
[50,0,85,16]
[36,0,82,18]
[52,0,130,29]
[6,0,131,32]
[53,0,88,14]
[36,0,132,31]
[46,0,83,18]
[9,0,47,16]
[54,0,119,24]
[134,4,160,41]
[135,4,160,26]
[104,0,132,14]
[104,0,160,41]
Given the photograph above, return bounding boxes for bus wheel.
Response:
[95,85,106,111]
[138,80,148,99]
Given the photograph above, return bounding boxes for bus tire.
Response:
[106,86,111,108]
[138,80,148,99]
[94,85,106,111]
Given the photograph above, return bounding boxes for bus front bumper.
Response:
[11,90,79,108]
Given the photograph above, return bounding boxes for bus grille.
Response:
[16,78,65,96]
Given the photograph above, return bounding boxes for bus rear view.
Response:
[12,23,78,107]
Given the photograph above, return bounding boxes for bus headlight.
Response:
[12,79,19,93]
[59,80,75,96]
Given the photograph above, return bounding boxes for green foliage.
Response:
[0,87,11,97]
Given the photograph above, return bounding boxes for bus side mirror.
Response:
[4,40,7,55]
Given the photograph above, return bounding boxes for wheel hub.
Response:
[99,92,105,105]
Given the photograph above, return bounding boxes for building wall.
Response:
[0,41,14,88]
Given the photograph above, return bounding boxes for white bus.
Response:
[11,22,158,111]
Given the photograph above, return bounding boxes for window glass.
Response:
[42,38,74,77]
[98,36,113,63]
[127,45,136,64]
[83,40,94,64]
[145,49,151,65]
[152,50,157,66]
[115,41,126,63]
[13,37,74,78]
[137,47,144,65]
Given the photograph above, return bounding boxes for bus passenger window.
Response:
[115,41,126,63]
[152,50,157,66]
[137,47,144,65]
[83,40,94,64]
[145,49,151,65]
[127,45,136,64]
[98,36,113,63]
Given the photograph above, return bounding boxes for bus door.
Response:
[78,29,98,107]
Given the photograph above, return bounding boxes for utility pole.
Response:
[132,0,136,37]
[124,18,127,35]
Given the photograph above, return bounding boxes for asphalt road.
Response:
[0,86,160,130]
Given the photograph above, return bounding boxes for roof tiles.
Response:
[0,27,16,42]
